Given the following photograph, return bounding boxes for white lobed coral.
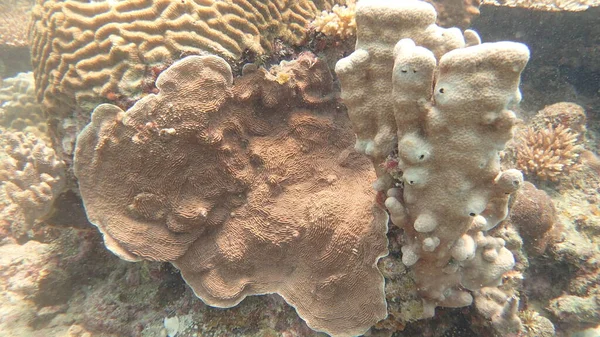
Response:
[335,0,529,332]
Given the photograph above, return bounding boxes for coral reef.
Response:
[511,102,588,183]
[0,130,66,241]
[335,2,528,332]
[29,0,341,158]
[73,53,388,337]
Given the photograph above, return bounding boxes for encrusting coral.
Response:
[73,53,389,337]
[335,0,529,333]
[29,0,340,157]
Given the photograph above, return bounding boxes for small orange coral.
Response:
[515,124,582,181]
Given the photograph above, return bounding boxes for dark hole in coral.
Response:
[469,213,476,216]
[439,88,445,93]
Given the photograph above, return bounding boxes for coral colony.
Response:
[1,0,599,336]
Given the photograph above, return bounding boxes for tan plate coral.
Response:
[73,53,389,337]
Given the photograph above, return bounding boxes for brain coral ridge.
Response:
[335,0,529,323]
[74,53,388,337]
[30,0,339,156]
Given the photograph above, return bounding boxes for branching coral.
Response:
[335,1,528,333]
[311,4,357,39]
[515,124,582,181]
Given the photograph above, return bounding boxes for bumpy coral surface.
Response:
[73,53,388,337]
[508,181,557,254]
[0,130,66,240]
[481,0,599,11]
[335,0,529,329]
[30,0,340,156]
[312,3,357,39]
[0,72,47,138]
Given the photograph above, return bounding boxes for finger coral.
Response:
[73,53,388,337]
[515,124,582,182]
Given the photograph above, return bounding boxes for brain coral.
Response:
[30,0,339,156]
[73,53,388,337]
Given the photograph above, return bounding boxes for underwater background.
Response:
[0,0,599,336]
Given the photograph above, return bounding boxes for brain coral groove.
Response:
[30,0,338,158]
[73,54,388,337]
